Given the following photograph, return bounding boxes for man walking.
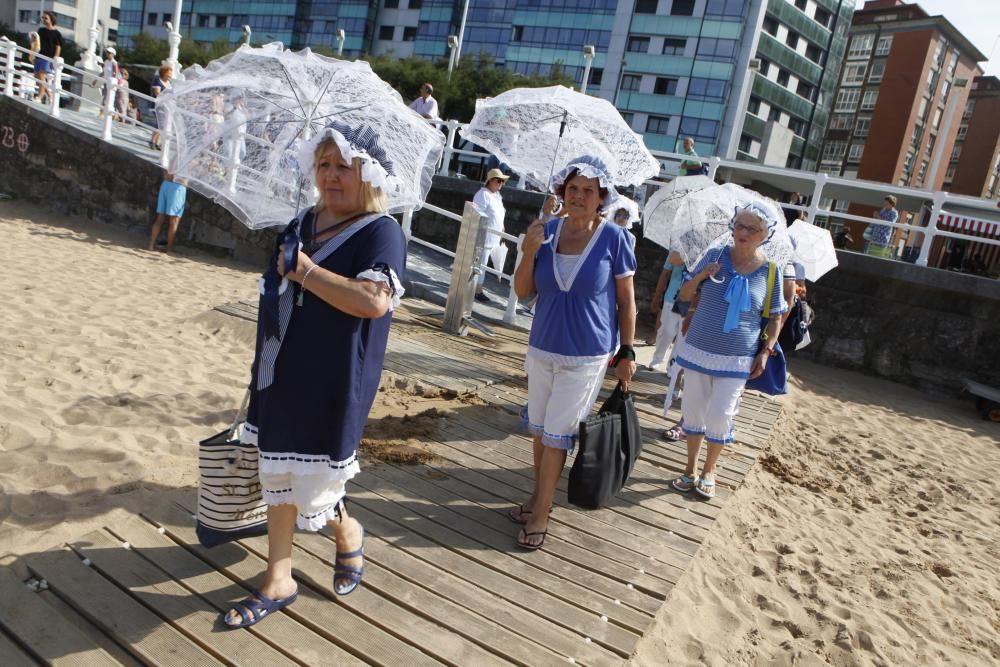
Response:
[409,83,439,120]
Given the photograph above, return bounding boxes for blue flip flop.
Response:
[223,588,298,629]
[334,524,365,596]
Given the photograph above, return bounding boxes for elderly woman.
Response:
[473,167,510,303]
[224,121,406,628]
[671,206,786,499]
[511,157,637,550]
[865,195,899,258]
[149,64,173,150]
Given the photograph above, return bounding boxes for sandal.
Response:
[672,474,696,492]
[334,524,365,596]
[662,427,683,442]
[695,475,716,499]
[516,528,547,551]
[508,504,533,524]
[223,588,298,629]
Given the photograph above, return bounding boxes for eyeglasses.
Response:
[734,222,765,235]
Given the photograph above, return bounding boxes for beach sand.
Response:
[630,360,1000,666]
[2,201,998,665]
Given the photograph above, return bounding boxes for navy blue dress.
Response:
[246,213,406,482]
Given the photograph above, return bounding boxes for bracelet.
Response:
[300,265,319,292]
[613,344,636,367]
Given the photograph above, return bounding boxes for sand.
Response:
[630,360,1000,666]
[2,201,998,665]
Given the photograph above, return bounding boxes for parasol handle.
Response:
[708,234,729,283]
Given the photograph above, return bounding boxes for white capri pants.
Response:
[650,308,683,368]
[679,369,746,446]
[524,354,609,452]
[259,470,347,532]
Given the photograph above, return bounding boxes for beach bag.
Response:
[196,390,268,548]
[778,298,808,350]
[745,263,788,396]
[568,383,642,509]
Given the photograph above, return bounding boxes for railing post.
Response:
[401,208,414,241]
[442,201,485,335]
[707,155,721,181]
[160,107,173,168]
[102,79,116,141]
[49,57,64,118]
[503,233,524,324]
[1,38,15,98]
[439,119,459,176]
[806,172,827,224]
[915,190,947,267]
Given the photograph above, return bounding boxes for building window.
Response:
[705,0,745,17]
[956,124,968,140]
[646,115,671,134]
[786,32,799,49]
[963,100,975,119]
[926,133,936,157]
[847,144,865,162]
[842,64,866,86]
[748,96,761,115]
[110,7,120,20]
[854,117,871,137]
[671,0,696,16]
[763,17,778,36]
[794,0,807,10]
[589,68,603,86]
[198,15,210,28]
[162,12,172,24]
[662,38,686,55]
[148,12,158,25]
[385,0,399,7]
[823,142,847,160]
[635,0,658,13]
[739,134,753,153]
[830,114,853,130]
[869,62,885,82]
[814,7,832,29]
[620,74,641,92]
[805,44,823,64]
[788,117,805,137]
[917,161,928,185]
[860,90,879,110]
[403,26,417,41]
[379,25,393,40]
[835,89,860,112]
[215,16,227,28]
[776,69,790,87]
[758,59,771,76]
[688,77,728,101]
[654,77,678,95]
[680,117,719,143]
[797,81,815,101]
[696,38,737,62]
[931,107,942,129]
[950,144,962,161]
[940,79,951,103]
[875,35,892,57]
[945,165,956,180]
[768,107,783,122]
[408,0,423,9]
[627,36,650,53]
[848,34,874,59]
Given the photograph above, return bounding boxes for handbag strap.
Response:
[761,261,776,319]
[228,387,251,441]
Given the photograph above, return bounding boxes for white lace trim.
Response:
[550,160,620,209]
[296,126,401,195]
[262,492,345,531]
[675,342,753,376]
[242,423,361,480]
[356,267,404,310]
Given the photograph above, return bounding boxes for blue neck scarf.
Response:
[723,272,751,332]
[260,215,306,340]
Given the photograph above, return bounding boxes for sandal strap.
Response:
[334,563,364,576]
[336,546,364,560]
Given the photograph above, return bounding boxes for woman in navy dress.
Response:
[224,122,406,628]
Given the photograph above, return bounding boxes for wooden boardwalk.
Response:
[1,300,779,666]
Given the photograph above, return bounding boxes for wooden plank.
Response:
[0,628,41,667]
[108,512,364,667]
[145,503,444,667]
[349,475,652,636]
[236,534,513,667]
[321,507,623,666]
[363,463,667,607]
[35,589,146,667]
[0,569,120,667]
[292,532,570,667]
[348,487,640,657]
[68,529,298,666]
[25,548,221,666]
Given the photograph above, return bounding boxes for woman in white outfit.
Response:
[473,168,510,303]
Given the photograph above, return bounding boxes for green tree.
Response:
[120,32,234,68]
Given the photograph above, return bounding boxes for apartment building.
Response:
[14,0,121,48]
[947,75,1000,199]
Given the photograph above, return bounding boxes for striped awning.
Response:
[937,213,1000,238]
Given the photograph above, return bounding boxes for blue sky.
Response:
[914,0,1000,76]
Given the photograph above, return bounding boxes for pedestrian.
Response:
[34,12,62,105]
[222,121,406,628]
[99,47,120,118]
[148,173,187,253]
[671,205,787,499]
[116,68,130,121]
[678,137,704,176]
[783,192,804,227]
[612,206,637,249]
[833,227,853,249]
[409,82,439,120]
[510,156,637,550]
[149,64,174,150]
[864,195,898,258]
[649,250,685,371]
[473,168,510,303]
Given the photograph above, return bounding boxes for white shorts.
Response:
[524,354,609,452]
[680,369,746,446]
[258,470,347,531]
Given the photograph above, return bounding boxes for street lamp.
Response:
[455,0,470,62]
[447,35,459,80]
[241,25,251,46]
[580,44,595,95]
[335,29,345,57]
[78,0,101,73]
[164,0,184,74]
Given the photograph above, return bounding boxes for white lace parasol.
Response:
[156,44,444,229]
[460,86,661,192]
